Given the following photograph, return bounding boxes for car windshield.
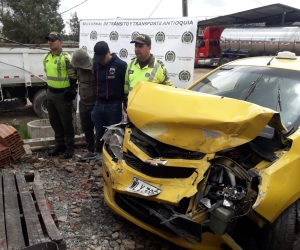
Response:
[190,65,300,130]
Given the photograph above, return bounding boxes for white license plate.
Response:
[125,177,161,196]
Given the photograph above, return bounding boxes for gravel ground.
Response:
[1,147,187,250]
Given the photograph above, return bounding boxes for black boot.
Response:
[48,144,66,156]
[63,146,74,159]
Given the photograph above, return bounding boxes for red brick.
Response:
[0,156,11,168]
[11,146,26,161]
[0,124,19,147]
[0,144,10,160]
[10,140,24,152]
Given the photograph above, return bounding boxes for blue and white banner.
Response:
[79,17,197,88]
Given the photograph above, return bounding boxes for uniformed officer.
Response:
[124,33,172,105]
[43,32,77,159]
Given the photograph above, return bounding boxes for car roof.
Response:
[227,56,300,71]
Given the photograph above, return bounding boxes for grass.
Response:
[10,121,31,140]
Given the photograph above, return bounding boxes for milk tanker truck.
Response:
[195,26,300,67]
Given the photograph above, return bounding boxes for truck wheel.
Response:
[219,57,230,66]
[32,89,48,118]
[0,98,27,112]
[258,202,296,250]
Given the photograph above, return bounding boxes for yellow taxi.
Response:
[102,52,300,250]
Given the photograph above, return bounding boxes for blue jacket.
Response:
[93,53,127,103]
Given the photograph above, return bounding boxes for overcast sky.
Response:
[59,0,300,26]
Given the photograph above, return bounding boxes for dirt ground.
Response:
[0,68,213,125]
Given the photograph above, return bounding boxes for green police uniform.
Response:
[124,55,172,94]
[43,49,77,151]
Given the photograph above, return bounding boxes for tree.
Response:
[66,12,79,42]
[1,0,65,44]
[0,0,7,22]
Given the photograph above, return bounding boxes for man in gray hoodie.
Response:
[71,49,101,160]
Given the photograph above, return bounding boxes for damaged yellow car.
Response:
[102,51,300,250]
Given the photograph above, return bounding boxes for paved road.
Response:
[0,68,214,125]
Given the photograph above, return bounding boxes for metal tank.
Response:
[220,27,300,56]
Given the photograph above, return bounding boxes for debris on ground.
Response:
[1,147,186,250]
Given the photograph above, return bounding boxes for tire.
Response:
[32,89,48,118]
[259,202,296,250]
[0,98,27,112]
[219,57,230,66]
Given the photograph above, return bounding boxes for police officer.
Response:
[124,33,172,104]
[43,32,77,159]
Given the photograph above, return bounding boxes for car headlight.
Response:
[102,122,128,160]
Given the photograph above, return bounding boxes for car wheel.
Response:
[32,89,48,118]
[219,57,230,66]
[259,202,296,250]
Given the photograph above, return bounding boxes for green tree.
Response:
[0,0,7,21]
[1,0,65,44]
[66,12,79,42]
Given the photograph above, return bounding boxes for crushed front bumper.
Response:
[102,147,242,250]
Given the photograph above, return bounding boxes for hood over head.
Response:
[127,81,287,154]
[71,48,93,70]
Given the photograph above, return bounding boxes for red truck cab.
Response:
[195,27,223,67]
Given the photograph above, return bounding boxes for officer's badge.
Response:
[145,73,150,78]
[109,68,115,74]
[128,70,134,74]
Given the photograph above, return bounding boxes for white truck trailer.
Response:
[0,45,78,118]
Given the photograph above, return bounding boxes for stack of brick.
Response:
[0,124,25,167]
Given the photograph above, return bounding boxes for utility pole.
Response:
[182,0,188,17]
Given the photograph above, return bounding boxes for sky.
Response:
[59,0,300,32]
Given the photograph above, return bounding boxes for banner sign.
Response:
[79,17,197,88]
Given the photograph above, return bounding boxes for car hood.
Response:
[127,81,287,154]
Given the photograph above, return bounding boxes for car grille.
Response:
[115,193,175,234]
[123,152,195,178]
[115,193,205,242]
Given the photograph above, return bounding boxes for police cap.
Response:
[45,31,63,41]
[130,34,151,46]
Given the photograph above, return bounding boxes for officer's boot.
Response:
[48,144,66,156]
[63,146,74,159]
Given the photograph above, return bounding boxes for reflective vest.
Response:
[43,51,72,88]
[124,56,172,94]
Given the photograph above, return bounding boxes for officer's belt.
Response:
[47,85,68,93]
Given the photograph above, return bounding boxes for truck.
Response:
[195,25,300,67]
[0,45,78,118]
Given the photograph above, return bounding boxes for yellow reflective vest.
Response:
[124,56,172,94]
[43,51,77,88]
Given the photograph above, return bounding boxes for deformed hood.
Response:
[127,81,287,154]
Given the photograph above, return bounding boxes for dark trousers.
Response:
[91,101,122,153]
[79,102,101,153]
[47,90,74,147]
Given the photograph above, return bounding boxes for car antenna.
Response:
[267,24,300,66]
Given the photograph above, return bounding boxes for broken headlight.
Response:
[102,122,128,160]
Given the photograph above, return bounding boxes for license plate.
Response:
[125,177,161,196]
